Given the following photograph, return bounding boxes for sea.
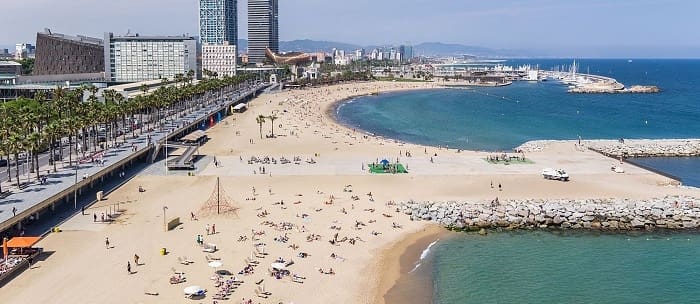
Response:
[336,59,700,186]
[335,59,700,303]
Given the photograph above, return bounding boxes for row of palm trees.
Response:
[0,72,257,193]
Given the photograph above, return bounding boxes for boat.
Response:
[542,168,569,181]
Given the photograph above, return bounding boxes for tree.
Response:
[268,114,278,138]
[256,115,266,139]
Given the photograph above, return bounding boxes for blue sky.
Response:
[3,0,700,57]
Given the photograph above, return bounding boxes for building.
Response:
[15,43,35,60]
[0,49,11,60]
[104,32,198,83]
[247,0,279,64]
[202,44,237,77]
[33,30,104,75]
[0,61,22,84]
[199,0,238,45]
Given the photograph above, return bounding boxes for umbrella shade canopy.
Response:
[380,159,390,165]
[183,285,204,294]
[7,237,41,248]
[271,262,286,270]
[208,261,223,268]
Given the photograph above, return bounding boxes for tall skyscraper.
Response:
[248,0,278,64]
[199,0,238,45]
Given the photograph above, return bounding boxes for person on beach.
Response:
[134,254,140,265]
[93,213,97,222]
[105,237,110,249]
[127,261,131,274]
[498,183,502,191]
[212,224,216,234]
[206,224,210,235]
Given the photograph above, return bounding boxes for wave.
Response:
[409,239,439,273]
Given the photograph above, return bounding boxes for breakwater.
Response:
[399,196,700,230]
[516,139,700,157]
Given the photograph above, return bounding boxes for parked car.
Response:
[0,158,8,167]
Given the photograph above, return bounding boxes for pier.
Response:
[0,83,269,236]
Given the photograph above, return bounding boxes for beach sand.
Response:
[3,81,699,303]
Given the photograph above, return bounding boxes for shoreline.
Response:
[4,81,700,303]
[371,224,449,304]
[325,85,700,153]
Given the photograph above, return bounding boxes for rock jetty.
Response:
[516,139,700,157]
[568,85,660,94]
[587,139,700,157]
[399,196,700,231]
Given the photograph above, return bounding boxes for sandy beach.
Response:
[3,81,699,303]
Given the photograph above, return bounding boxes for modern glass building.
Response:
[248,0,278,64]
[199,0,238,45]
[104,33,198,83]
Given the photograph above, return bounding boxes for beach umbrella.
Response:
[183,285,204,295]
[271,262,286,270]
[208,261,223,268]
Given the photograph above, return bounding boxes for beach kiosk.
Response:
[0,236,43,284]
[232,103,247,113]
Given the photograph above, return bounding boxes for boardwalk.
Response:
[0,83,268,234]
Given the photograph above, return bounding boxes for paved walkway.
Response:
[0,84,266,231]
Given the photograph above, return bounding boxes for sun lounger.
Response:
[178,257,193,265]
[171,267,185,275]
[206,254,221,261]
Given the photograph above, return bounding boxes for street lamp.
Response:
[163,206,168,232]
[74,164,78,209]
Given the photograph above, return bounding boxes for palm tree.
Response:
[256,115,266,139]
[44,121,62,172]
[268,114,278,138]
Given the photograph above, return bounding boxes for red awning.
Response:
[7,236,41,248]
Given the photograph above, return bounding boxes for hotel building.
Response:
[104,33,198,82]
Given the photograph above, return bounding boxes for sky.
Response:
[2,0,700,58]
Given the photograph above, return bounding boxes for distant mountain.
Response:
[238,39,361,54]
[414,42,533,58]
[236,39,533,58]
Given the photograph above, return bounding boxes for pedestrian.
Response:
[105,237,110,249]
[498,183,502,191]
[82,206,85,215]
[206,224,210,235]
[101,213,105,222]
[212,224,216,234]
[127,261,132,274]
[28,256,33,269]
[190,212,196,221]
[134,254,140,265]
[490,181,493,189]
[93,213,97,222]
[12,207,16,216]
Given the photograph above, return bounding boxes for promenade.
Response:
[0,83,268,235]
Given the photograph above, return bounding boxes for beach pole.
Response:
[163,206,168,232]
[217,177,220,214]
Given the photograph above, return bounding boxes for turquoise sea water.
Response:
[335,60,700,302]
[336,59,700,185]
[432,231,700,304]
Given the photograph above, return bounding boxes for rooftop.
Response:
[0,61,22,66]
[39,29,103,46]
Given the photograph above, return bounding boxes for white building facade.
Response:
[104,33,198,82]
[202,44,237,77]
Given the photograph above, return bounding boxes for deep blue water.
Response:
[336,59,700,186]
[339,60,700,303]
[337,59,700,151]
[432,231,700,304]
